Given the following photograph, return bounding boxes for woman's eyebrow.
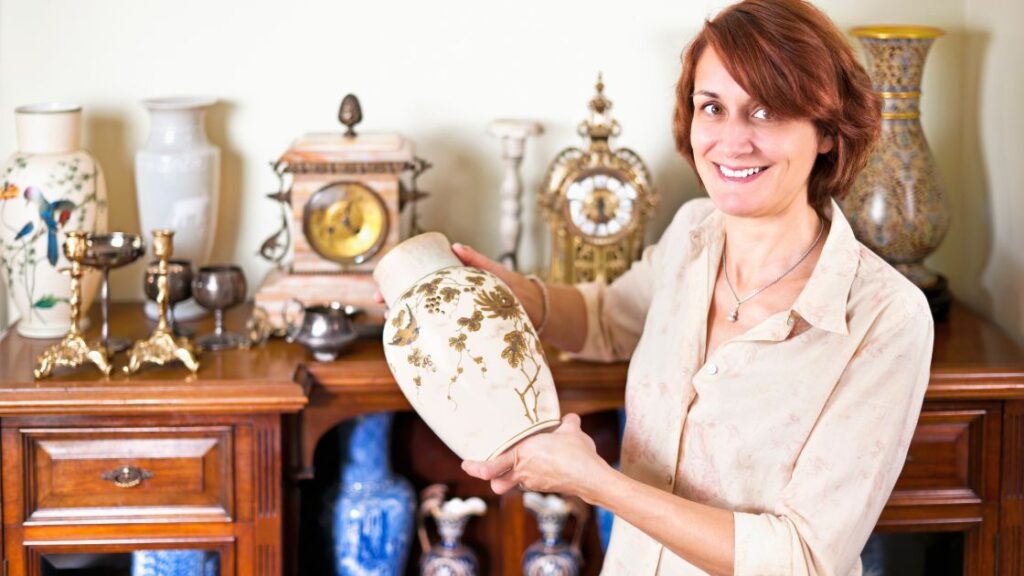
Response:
[691,90,719,99]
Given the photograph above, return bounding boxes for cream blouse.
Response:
[574,198,934,575]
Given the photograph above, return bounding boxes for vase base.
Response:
[145,299,208,321]
[16,316,91,340]
[921,274,951,323]
[487,419,562,461]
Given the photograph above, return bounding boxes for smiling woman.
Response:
[447,1,933,575]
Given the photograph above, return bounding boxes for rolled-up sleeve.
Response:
[572,199,713,363]
[733,293,934,575]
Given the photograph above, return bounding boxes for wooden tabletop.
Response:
[0,303,308,415]
[1,301,1021,419]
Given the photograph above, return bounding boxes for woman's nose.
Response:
[717,116,755,157]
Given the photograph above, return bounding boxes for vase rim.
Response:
[142,96,218,111]
[850,25,945,39]
[15,103,82,115]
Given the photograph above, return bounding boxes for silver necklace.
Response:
[722,218,825,322]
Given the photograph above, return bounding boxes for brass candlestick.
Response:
[124,229,200,374]
[34,231,113,379]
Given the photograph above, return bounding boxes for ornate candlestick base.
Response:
[34,334,112,379]
[34,231,112,379]
[123,330,199,375]
[125,229,200,375]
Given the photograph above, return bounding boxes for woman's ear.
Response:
[818,132,835,155]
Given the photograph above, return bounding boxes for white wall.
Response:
[1,0,1020,343]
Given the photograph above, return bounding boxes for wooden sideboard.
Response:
[1,301,1022,575]
[0,306,307,576]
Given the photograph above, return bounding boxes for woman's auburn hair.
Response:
[673,0,882,212]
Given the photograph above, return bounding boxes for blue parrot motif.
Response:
[22,186,75,266]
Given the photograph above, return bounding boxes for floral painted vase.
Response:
[419,491,486,576]
[374,232,561,462]
[131,550,219,576]
[0,103,107,338]
[843,27,949,292]
[331,412,416,575]
[522,493,583,576]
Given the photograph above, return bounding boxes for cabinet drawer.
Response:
[21,426,233,525]
[889,409,988,505]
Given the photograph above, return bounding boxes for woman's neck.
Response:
[721,202,823,293]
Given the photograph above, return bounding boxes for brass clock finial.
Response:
[580,73,619,142]
[338,94,363,138]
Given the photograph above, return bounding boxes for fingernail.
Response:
[452,243,464,251]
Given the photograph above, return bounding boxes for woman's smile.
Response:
[714,163,770,183]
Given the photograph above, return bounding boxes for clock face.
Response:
[563,170,638,242]
[303,182,389,265]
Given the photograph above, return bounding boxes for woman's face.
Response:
[690,47,832,219]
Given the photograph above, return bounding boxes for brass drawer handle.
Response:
[102,466,153,488]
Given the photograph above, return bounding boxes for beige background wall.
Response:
[0,0,1020,344]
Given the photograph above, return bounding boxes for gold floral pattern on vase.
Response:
[843,26,948,290]
[376,233,561,462]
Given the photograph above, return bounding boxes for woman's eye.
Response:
[753,107,773,121]
[700,102,722,116]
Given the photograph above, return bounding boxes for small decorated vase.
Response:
[419,491,486,576]
[1,103,107,338]
[374,232,561,461]
[522,493,583,576]
[331,412,416,575]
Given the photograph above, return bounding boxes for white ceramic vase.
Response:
[0,104,107,338]
[135,97,220,320]
[374,232,561,461]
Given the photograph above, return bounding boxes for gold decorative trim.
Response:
[882,112,921,120]
[879,91,922,99]
[486,419,562,460]
[851,25,945,40]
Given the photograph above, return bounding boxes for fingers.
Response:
[461,449,516,481]
[559,413,583,431]
[490,476,518,495]
[452,243,507,276]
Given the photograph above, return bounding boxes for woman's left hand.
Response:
[461,413,610,501]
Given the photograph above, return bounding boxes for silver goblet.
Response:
[192,265,247,351]
[83,232,145,352]
[144,259,194,337]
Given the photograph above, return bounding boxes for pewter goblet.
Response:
[144,259,194,337]
[192,265,247,351]
[83,232,145,352]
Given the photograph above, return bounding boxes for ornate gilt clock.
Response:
[254,94,429,326]
[539,75,657,284]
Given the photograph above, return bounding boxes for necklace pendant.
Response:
[728,305,739,322]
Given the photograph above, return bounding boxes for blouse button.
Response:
[706,363,719,376]
[665,473,674,485]
[786,316,795,326]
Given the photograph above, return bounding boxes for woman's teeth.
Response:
[719,165,764,178]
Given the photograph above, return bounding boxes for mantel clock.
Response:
[539,76,657,284]
[255,95,429,325]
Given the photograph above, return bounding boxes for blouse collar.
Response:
[687,198,860,336]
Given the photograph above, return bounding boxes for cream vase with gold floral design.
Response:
[374,232,561,461]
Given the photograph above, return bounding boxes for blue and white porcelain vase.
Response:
[522,493,582,576]
[131,550,218,576]
[331,412,416,575]
[420,495,486,576]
